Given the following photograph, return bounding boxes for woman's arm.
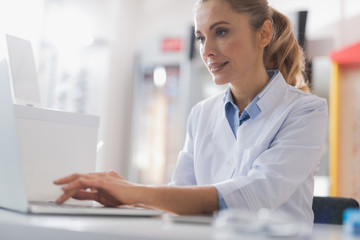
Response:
[54,171,218,215]
[139,185,218,215]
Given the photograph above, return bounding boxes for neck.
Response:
[230,67,270,112]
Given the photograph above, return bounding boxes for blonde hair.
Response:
[195,0,310,92]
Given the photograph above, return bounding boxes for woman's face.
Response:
[194,0,264,86]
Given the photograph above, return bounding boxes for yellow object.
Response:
[329,62,339,196]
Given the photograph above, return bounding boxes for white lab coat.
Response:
[170,72,328,224]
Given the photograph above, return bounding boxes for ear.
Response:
[257,20,273,48]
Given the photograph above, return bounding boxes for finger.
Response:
[107,170,121,178]
[88,172,105,177]
[56,187,96,204]
[72,190,98,201]
[56,177,101,204]
[62,176,103,191]
[54,172,104,185]
[56,188,79,204]
[53,173,82,185]
[71,189,120,207]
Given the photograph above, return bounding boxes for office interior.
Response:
[2,0,360,195]
[1,0,360,233]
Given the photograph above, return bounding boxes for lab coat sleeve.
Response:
[169,106,197,186]
[214,96,328,212]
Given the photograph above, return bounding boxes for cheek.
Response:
[226,39,257,65]
[221,40,243,59]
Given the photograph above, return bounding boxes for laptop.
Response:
[0,35,163,217]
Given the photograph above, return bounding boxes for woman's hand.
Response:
[54,171,219,215]
[53,171,138,207]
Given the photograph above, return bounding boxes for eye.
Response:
[195,35,205,43]
[216,29,228,38]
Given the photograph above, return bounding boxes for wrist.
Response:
[129,184,152,206]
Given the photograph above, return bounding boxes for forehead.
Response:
[194,0,245,31]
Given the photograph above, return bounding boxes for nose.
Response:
[200,39,216,60]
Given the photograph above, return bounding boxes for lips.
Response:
[208,61,229,73]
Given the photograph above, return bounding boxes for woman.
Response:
[54,0,327,224]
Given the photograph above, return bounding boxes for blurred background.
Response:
[1,0,360,197]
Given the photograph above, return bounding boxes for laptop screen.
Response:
[6,34,42,107]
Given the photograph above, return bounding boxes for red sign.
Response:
[162,38,183,52]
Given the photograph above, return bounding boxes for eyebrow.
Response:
[195,21,231,34]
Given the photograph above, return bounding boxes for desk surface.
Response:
[0,208,349,240]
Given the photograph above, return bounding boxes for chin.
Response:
[212,76,229,86]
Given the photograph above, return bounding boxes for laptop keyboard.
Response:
[30,201,96,208]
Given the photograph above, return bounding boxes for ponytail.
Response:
[264,7,310,92]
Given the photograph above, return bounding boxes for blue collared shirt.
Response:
[218,70,277,209]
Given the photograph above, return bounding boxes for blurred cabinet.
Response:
[330,42,360,202]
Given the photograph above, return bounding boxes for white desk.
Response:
[0,208,351,240]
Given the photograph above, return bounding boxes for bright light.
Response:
[96,140,104,153]
[0,0,44,44]
[153,66,167,88]
[45,7,94,49]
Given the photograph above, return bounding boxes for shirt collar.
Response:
[223,70,279,119]
[257,70,289,113]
